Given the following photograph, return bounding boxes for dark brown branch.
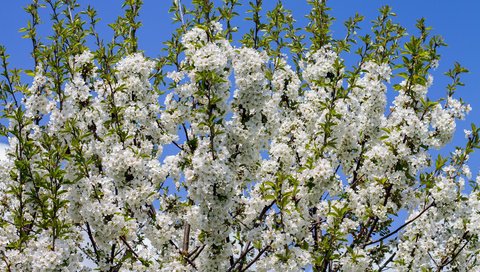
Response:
[187,245,201,258]
[240,244,271,272]
[190,245,205,262]
[378,252,396,271]
[363,201,435,247]
[172,141,184,151]
[120,236,139,259]
[360,184,393,248]
[227,241,253,272]
[436,231,470,271]
[182,223,190,254]
[86,222,100,262]
[169,240,198,270]
[110,243,116,265]
[253,201,276,228]
[428,251,439,267]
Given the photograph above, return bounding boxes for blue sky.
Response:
[1,0,479,173]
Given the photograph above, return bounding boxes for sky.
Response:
[0,1,479,169]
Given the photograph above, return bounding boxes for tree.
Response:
[0,0,479,271]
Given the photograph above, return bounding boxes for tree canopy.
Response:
[0,0,479,271]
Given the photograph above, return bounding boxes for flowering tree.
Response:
[0,0,479,271]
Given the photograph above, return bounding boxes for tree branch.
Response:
[227,241,252,272]
[86,222,100,262]
[240,243,271,272]
[363,201,435,247]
